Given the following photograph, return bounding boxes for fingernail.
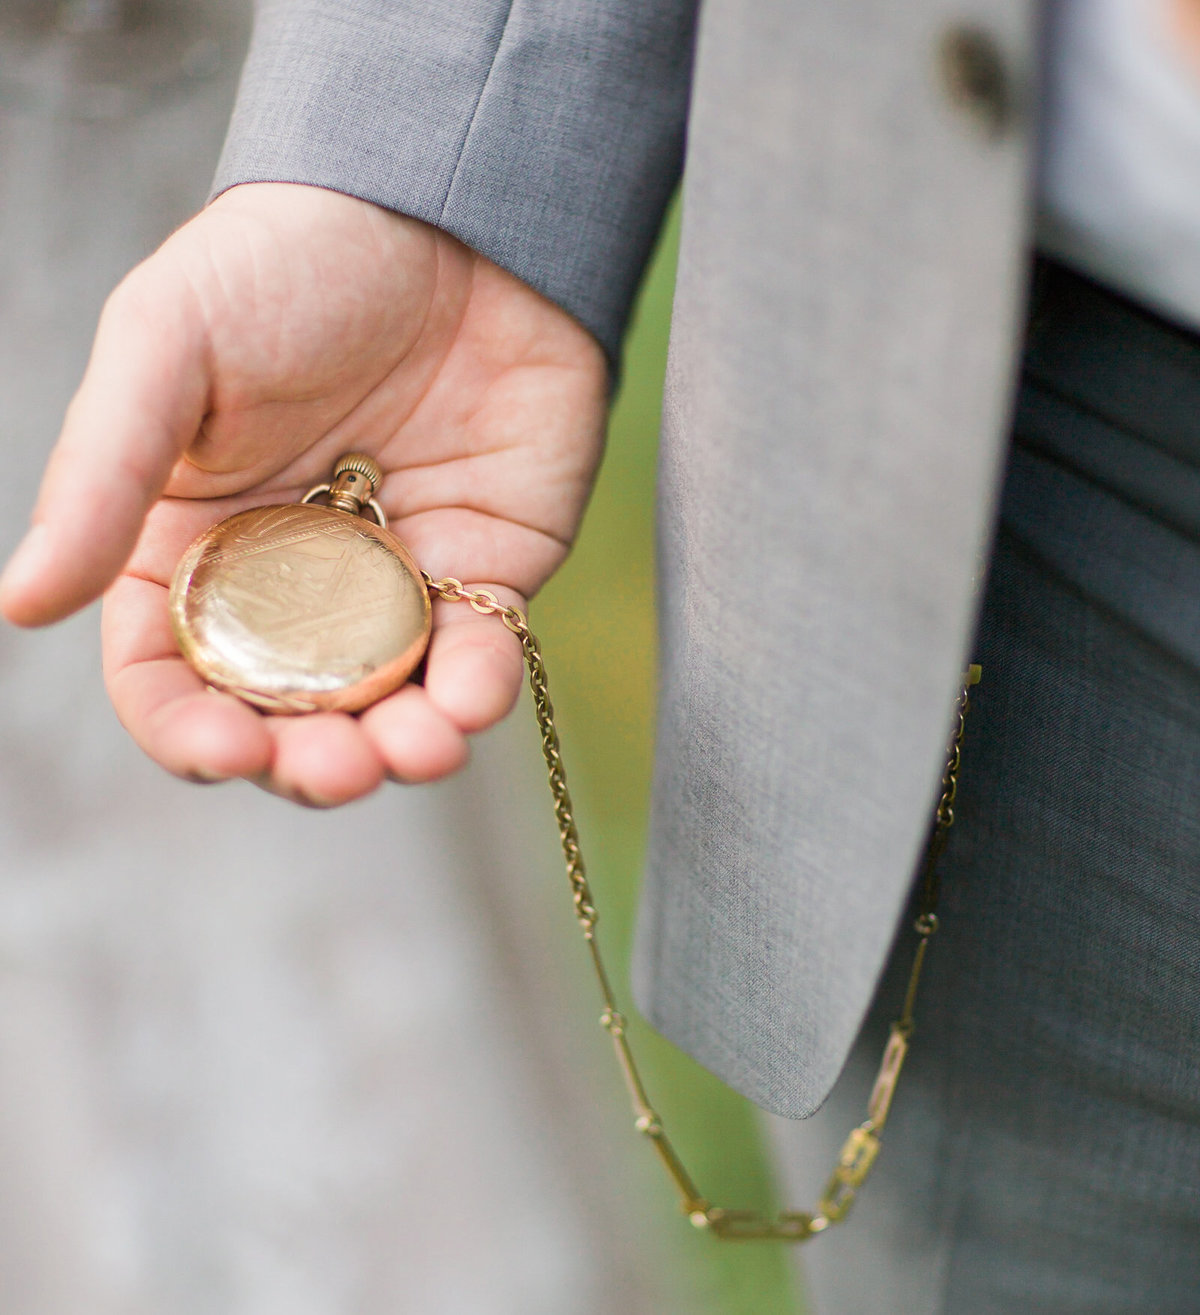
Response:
[299,791,340,809]
[0,525,49,603]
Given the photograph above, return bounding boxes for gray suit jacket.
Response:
[214,0,1038,1117]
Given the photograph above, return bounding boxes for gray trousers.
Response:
[770,260,1200,1314]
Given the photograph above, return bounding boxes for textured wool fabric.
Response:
[212,0,1044,1117]
[634,0,1039,1115]
[770,262,1200,1312]
[211,0,695,367]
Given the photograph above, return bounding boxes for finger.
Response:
[360,683,470,784]
[423,585,527,733]
[1,265,208,627]
[260,714,386,807]
[103,577,273,780]
[388,507,568,603]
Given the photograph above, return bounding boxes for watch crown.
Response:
[332,452,383,495]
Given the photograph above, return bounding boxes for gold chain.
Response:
[423,573,979,1243]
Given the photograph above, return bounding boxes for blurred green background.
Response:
[535,203,806,1315]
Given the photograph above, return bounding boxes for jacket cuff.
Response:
[211,0,695,367]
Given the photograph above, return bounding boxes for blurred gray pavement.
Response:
[0,4,686,1312]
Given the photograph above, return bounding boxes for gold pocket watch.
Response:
[169,453,430,714]
[167,450,981,1245]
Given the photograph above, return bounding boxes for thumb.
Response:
[0,265,209,627]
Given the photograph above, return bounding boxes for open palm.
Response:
[0,183,608,805]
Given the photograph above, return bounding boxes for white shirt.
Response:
[1039,0,1200,330]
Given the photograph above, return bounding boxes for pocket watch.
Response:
[168,453,431,714]
[166,451,983,1246]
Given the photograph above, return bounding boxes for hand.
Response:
[0,183,608,805]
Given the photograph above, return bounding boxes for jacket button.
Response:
[937,24,1013,137]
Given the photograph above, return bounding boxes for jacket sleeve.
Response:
[211,0,697,365]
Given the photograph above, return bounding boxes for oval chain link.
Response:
[424,573,979,1242]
